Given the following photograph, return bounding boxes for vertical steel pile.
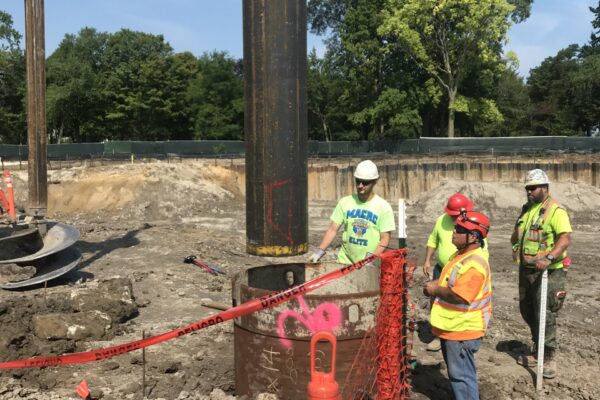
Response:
[25,0,48,220]
[243,0,308,256]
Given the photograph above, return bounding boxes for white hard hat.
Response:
[354,160,379,180]
[524,169,550,186]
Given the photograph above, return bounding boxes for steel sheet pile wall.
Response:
[307,158,600,201]
[243,0,308,256]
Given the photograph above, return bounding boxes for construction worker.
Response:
[423,211,492,400]
[309,160,395,264]
[511,169,572,379]
[423,193,489,351]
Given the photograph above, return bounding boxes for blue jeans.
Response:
[441,338,481,400]
[433,263,442,280]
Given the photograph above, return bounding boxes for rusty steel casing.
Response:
[232,262,379,399]
[243,0,308,256]
[25,0,48,218]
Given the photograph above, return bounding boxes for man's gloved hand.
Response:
[309,248,326,263]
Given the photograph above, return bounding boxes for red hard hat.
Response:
[456,211,490,239]
[445,193,474,216]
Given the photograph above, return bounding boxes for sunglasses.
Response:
[454,225,470,234]
[525,184,546,192]
[355,179,375,186]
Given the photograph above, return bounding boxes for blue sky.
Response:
[1,0,597,78]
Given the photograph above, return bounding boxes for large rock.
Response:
[71,277,138,322]
[33,311,111,340]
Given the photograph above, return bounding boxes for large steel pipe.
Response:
[243,0,308,256]
[25,0,48,219]
[232,262,379,399]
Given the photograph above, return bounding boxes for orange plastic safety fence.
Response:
[341,249,416,400]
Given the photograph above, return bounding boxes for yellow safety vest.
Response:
[516,196,566,269]
[430,249,492,333]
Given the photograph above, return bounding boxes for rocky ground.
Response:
[0,159,599,399]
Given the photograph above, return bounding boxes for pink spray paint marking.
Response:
[276,296,343,348]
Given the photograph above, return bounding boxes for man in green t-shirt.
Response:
[309,160,395,265]
[511,169,572,380]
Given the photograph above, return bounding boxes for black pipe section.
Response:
[25,0,48,220]
[243,0,308,256]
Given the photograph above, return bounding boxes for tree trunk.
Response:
[447,88,457,138]
[57,122,64,144]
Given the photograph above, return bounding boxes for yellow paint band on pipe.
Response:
[246,243,308,256]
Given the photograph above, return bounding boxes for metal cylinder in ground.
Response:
[232,262,379,399]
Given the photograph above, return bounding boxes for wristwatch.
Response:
[546,254,556,262]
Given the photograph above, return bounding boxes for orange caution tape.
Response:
[0,253,381,369]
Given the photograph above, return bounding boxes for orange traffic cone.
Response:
[2,170,16,219]
[75,379,90,399]
[0,188,8,215]
[307,331,342,400]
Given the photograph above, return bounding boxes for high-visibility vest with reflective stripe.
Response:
[430,249,492,333]
[518,197,566,269]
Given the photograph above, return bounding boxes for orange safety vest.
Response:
[431,249,492,333]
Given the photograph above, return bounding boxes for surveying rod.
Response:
[398,199,407,249]
[536,269,548,391]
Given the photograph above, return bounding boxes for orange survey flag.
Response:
[75,379,90,399]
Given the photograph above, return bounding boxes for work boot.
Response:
[543,350,557,379]
[543,359,557,379]
[426,337,441,352]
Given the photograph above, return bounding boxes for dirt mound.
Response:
[10,162,244,221]
[410,178,600,225]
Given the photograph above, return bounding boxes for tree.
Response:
[0,10,25,144]
[527,45,581,135]
[591,1,600,48]
[99,29,197,141]
[186,51,243,140]
[307,50,348,141]
[487,54,531,136]
[46,28,109,143]
[379,0,515,137]
[308,0,424,140]
[568,53,600,135]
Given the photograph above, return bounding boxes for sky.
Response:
[1,0,597,78]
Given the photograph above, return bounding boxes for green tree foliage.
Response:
[379,0,516,137]
[46,29,244,142]
[0,10,25,144]
[487,54,531,136]
[307,50,349,141]
[308,0,424,140]
[46,28,109,143]
[590,1,600,48]
[186,52,243,140]
[100,30,193,141]
[527,3,600,138]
